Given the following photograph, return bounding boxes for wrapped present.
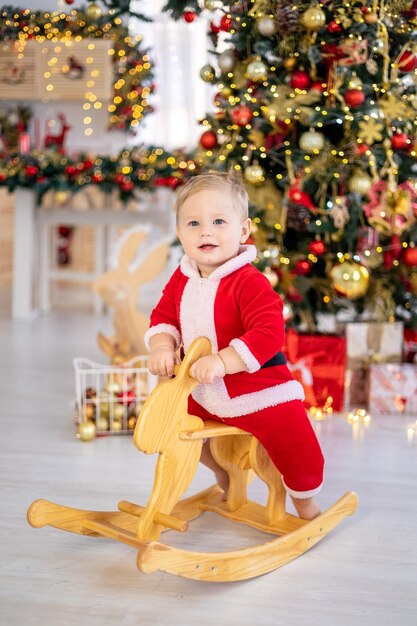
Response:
[403,328,417,363]
[344,322,403,409]
[369,363,417,415]
[284,328,346,411]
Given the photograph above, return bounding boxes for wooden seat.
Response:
[27,337,358,582]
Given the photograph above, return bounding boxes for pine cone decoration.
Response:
[275,1,300,35]
[286,202,311,231]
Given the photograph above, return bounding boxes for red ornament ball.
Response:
[199,130,218,150]
[65,165,77,176]
[114,173,125,184]
[64,0,75,4]
[83,159,93,170]
[398,50,417,72]
[220,15,232,31]
[290,70,310,90]
[120,178,134,192]
[91,172,102,183]
[391,133,409,150]
[230,105,253,126]
[183,11,197,23]
[309,240,327,255]
[403,246,417,267]
[24,165,39,177]
[293,259,312,275]
[310,80,326,92]
[344,88,365,107]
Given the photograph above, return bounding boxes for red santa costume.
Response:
[145,245,324,498]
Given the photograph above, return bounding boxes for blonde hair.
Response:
[175,169,249,222]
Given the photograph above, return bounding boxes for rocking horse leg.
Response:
[210,435,253,511]
[249,438,286,523]
[135,437,203,542]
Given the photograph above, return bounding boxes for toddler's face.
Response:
[176,188,251,278]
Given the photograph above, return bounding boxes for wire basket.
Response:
[73,356,158,435]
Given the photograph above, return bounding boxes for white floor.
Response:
[1,301,417,626]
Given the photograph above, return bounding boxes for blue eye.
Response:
[214,218,225,225]
[189,220,199,227]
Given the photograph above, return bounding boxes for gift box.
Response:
[344,322,403,409]
[369,363,417,415]
[284,328,346,411]
[403,328,417,364]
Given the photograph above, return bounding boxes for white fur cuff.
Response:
[230,338,261,373]
[144,324,181,351]
[282,480,323,499]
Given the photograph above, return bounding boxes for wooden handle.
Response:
[118,500,188,532]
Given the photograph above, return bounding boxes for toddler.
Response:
[145,170,324,519]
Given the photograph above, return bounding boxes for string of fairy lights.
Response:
[0,6,154,134]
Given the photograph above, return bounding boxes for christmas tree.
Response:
[163,0,417,330]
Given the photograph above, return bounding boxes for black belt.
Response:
[261,351,287,368]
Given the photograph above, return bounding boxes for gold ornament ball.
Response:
[348,172,373,196]
[204,0,222,9]
[83,404,95,420]
[299,129,325,154]
[256,16,278,37]
[283,57,297,71]
[348,74,363,89]
[112,419,123,432]
[244,163,265,185]
[218,50,236,73]
[246,59,268,82]
[54,190,69,205]
[86,3,103,20]
[364,11,378,24]
[97,416,110,431]
[301,7,326,31]
[113,403,125,420]
[127,415,137,430]
[330,261,370,300]
[200,64,216,83]
[77,420,96,441]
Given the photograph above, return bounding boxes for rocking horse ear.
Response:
[176,337,212,380]
[130,240,170,287]
[117,231,147,269]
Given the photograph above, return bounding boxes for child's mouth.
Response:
[199,244,217,251]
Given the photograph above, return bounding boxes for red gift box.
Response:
[404,328,417,363]
[284,329,346,411]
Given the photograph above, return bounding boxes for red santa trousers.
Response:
[188,396,324,498]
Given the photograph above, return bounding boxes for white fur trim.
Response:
[282,480,323,499]
[180,245,257,281]
[192,379,305,418]
[179,277,219,353]
[144,324,181,351]
[230,338,261,373]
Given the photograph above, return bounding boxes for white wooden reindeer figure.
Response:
[92,228,170,361]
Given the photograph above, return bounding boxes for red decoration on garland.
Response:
[230,105,253,126]
[398,50,417,72]
[309,240,327,255]
[290,70,310,90]
[199,130,218,149]
[183,11,197,23]
[344,88,365,107]
[219,15,232,31]
[210,21,220,33]
[44,113,71,149]
[24,165,38,177]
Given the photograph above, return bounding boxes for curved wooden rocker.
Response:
[27,337,358,582]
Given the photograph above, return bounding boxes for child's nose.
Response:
[200,223,213,236]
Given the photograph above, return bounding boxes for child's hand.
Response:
[148,346,179,377]
[189,354,226,384]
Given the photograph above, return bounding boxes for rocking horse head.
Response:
[133,337,212,454]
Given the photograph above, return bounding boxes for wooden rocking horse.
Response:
[27,338,358,582]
